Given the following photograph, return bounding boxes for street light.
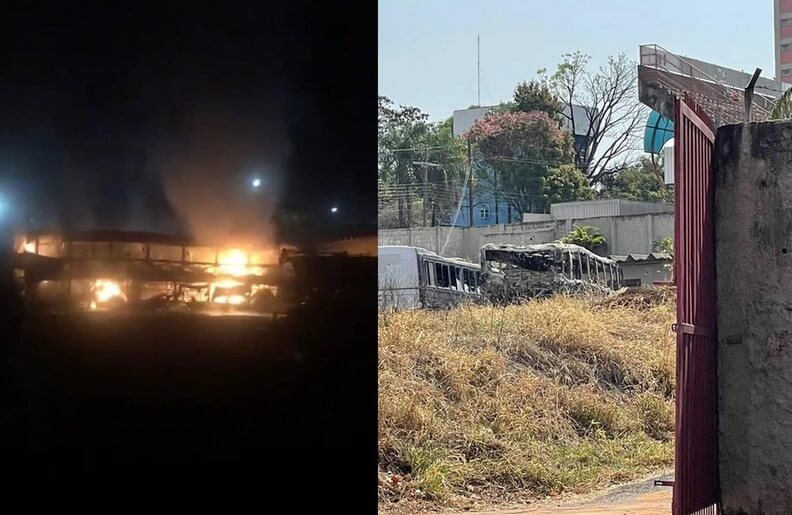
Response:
[251,177,262,189]
[330,206,339,214]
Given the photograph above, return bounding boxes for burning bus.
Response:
[12,230,286,314]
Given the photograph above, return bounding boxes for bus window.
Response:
[463,269,478,293]
[434,263,450,289]
[569,252,575,280]
[449,267,458,291]
[425,261,434,286]
[560,251,567,278]
[573,254,582,280]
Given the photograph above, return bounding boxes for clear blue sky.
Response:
[379,0,776,121]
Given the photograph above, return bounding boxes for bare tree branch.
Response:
[550,53,646,185]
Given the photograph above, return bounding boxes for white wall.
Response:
[378,212,674,262]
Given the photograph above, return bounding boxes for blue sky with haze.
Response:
[379,0,776,121]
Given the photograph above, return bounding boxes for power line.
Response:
[378,146,445,153]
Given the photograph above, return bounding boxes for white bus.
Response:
[378,246,482,310]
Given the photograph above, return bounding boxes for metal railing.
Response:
[640,44,775,124]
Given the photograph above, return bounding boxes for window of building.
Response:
[782,43,791,52]
[783,18,791,26]
[479,204,490,219]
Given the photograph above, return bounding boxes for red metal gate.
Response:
[672,97,718,514]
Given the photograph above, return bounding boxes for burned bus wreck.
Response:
[480,243,623,303]
[12,230,287,315]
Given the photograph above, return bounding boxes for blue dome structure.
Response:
[644,110,674,154]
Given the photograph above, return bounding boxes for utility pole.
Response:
[412,160,441,227]
[494,169,499,225]
[422,160,429,227]
[744,68,761,122]
[477,34,481,106]
[467,141,474,227]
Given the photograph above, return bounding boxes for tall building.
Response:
[775,0,792,83]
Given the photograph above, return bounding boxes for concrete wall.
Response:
[378,226,466,260]
[379,212,674,263]
[715,121,792,514]
[620,261,671,286]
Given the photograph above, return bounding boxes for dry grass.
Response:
[378,291,676,513]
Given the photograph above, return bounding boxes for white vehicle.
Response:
[378,245,481,310]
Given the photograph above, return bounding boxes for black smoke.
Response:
[0,6,306,241]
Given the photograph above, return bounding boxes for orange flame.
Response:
[90,279,127,309]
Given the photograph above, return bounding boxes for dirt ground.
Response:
[428,473,673,515]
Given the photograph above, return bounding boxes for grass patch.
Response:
[378,293,676,512]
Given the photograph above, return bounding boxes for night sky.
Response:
[0,4,374,244]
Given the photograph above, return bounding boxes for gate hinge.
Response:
[672,323,715,338]
[654,480,674,487]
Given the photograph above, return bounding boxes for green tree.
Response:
[542,164,595,205]
[657,236,673,254]
[378,97,467,227]
[464,111,574,214]
[512,80,562,121]
[559,224,606,251]
[771,88,792,119]
[599,157,673,203]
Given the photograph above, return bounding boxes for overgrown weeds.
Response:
[378,292,675,512]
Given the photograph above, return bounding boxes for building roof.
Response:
[638,44,779,126]
[550,199,673,220]
[452,104,594,138]
[23,229,197,246]
[611,252,673,263]
[481,242,617,265]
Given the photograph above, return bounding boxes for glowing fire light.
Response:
[23,241,36,253]
[213,278,243,289]
[91,279,127,309]
[212,295,246,305]
[210,273,248,306]
[217,248,249,276]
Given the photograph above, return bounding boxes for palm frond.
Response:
[770,87,792,120]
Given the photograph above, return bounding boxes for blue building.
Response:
[449,188,524,227]
[447,105,590,228]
